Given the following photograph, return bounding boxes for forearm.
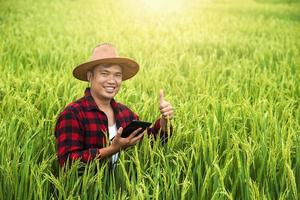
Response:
[98,145,119,160]
[59,146,119,166]
[160,118,168,132]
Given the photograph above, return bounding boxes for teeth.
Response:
[105,87,115,92]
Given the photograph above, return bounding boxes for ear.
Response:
[87,71,92,82]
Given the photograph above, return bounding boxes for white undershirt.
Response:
[108,123,118,166]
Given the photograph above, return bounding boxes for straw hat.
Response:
[73,43,139,81]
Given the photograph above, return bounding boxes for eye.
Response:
[101,72,108,76]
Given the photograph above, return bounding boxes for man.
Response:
[55,43,174,167]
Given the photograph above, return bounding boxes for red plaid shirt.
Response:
[55,88,168,166]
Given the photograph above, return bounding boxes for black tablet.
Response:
[121,120,152,138]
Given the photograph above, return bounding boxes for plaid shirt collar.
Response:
[84,87,119,112]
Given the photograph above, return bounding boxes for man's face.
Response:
[88,64,122,101]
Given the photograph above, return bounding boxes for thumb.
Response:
[116,127,123,137]
[159,89,164,105]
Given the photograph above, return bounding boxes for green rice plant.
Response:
[0,0,299,199]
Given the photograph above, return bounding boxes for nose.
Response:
[107,75,117,83]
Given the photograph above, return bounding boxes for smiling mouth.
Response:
[104,86,116,93]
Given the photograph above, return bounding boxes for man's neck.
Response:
[90,90,111,110]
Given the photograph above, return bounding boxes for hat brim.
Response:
[73,57,139,81]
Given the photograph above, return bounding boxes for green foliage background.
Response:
[0,0,299,199]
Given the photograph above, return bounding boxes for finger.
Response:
[132,132,145,144]
[159,100,171,108]
[159,102,169,109]
[161,110,173,116]
[128,127,142,139]
[162,111,174,119]
[136,131,145,139]
[160,107,173,113]
[162,110,174,116]
[159,89,164,105]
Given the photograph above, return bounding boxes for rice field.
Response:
[0,0,299,199]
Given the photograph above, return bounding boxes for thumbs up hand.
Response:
[159,90,173,119]
[159,89,174,121]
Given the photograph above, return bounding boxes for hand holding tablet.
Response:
[121,120,152,138]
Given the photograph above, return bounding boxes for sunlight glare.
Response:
[141,0,185,13]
